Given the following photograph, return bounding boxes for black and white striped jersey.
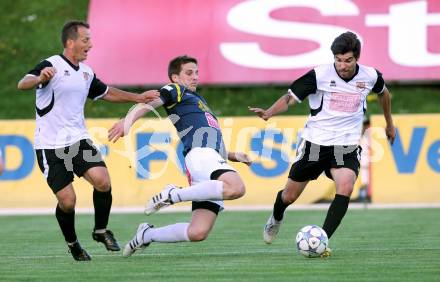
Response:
[288,63,385,146]
[26,54,108,149]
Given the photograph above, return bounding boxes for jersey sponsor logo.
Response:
[64,70,70,76]
[329,92,361,113]
[83,72,90,81]
[330,80,336,87]
[205,112,220,130]
[356,81,366,90]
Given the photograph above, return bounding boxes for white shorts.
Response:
[184,147,236,210]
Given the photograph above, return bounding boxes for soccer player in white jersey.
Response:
[17,20,159,261]
[249,31,396,257]
[108,55,252,257]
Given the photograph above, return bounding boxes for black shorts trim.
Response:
[210,169,235,180]
[192,201,221,215]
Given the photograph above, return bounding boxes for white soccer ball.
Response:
[295,225,329,258]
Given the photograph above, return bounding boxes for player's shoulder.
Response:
[358,64,380,80]
[314,63,335,79]
[160,83,186,93]
[314,63,333,72]
[40,55,60,66]
[78,61,94,74]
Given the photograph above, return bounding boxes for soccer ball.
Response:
[295,225,329,258]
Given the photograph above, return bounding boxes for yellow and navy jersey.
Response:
[159,83,226,157]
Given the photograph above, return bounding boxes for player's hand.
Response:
[228,152,252,166]
[385,124,396,145]
[248,106,271,121]
[38,67,57,84]
[108,119,127,143]
[138,90,160,104]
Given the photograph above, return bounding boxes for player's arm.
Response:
[227,151,252,166]
[108,98,164,143]
[373,69,395,145]
[377,87,395,145]
[17,63,56,90]
[103,87,160,104]
[249,69,316,121]
[248,93,297,121]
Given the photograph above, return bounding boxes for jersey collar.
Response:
[59,54,80,71]
[333,63,359,83]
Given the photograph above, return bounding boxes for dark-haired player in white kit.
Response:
[249,31,396,257]
[108,55,251,257]
[17,20,159,261]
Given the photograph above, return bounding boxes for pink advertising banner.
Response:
[87,0,440,85]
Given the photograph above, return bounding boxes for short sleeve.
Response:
[28,60,52,76]
[159,83,184,106]
[372,69,385,94]
[87,74,108,100]
[28,60,53,88]
[288,69,317,102]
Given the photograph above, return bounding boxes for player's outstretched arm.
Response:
[249,92,296,121]
[378,87,396,145]
[227,152,252,166]
[17,67,57,90]
[108,98,164,143]
[103,88,160,103]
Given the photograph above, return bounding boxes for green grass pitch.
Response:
[0,209,439,281]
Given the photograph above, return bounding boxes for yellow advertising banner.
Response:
[1,114,439,210]
[0,117,335,209]
[371,114,440,203]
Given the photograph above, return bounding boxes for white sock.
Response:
[144,223,190,243]
[170,180,223,203]
[94,229,106,234]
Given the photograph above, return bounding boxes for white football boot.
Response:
[144,184,179,215]
[122,223,153,257]
[263,215,282,244]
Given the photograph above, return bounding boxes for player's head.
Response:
[168,55,199,92]
[62,20,92,62]
[331,31,361,79]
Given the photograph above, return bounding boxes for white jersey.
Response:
[289,64,385,146]
[27,55,108,149]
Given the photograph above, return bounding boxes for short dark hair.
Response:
[331,31,361,60]
[61,20,89,47]
[168,55,198,82]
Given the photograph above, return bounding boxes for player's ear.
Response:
[65,38,75,49]
[171,73,179,83]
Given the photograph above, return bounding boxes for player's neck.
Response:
[62,51,79,66]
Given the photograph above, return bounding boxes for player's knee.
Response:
[336,182,354,196]
[93,176,111,191]
[59,198,76,212]
[223,180,245,200]
[188,227,210,242]
[282,189,299,204]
